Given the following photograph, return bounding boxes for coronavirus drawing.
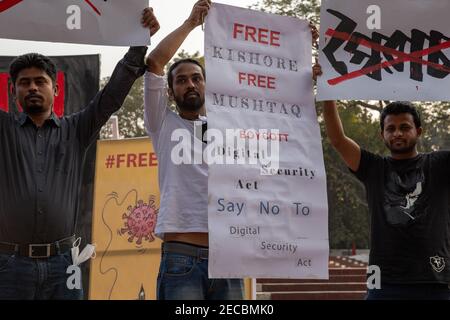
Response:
[119,196,158,246]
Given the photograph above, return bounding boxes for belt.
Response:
[0,235,75,258]
[162,241,209,260]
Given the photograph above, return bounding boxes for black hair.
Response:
[9,53,57,86]
[380,101,421,130]
[167,58,205,90]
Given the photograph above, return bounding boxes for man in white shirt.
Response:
[143,0,244,300]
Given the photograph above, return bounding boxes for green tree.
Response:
[115,76,146,138]
[250,0,321,24]
[99,76,145,139]
[166,49,204,69]
[416,102,450,151]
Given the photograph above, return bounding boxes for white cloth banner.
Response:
[205,3,329,279]
[317,0,450,101]
[0,0,150,46]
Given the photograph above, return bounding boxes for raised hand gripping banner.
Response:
[317,0,450,101]
[0,0,150,46]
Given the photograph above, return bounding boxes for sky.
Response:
[0,0,260,78]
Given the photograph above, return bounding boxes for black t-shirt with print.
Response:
[352,149,450,284]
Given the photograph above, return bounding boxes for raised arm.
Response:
[146,0,211,75]
[76,8,160,148]
[313,64,361,172]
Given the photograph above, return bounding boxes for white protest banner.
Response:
[317,0,450,101]
[205,3,329,279]
[0,0,150,46]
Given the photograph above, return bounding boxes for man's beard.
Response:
[23,94,46,114]
[23,103,46,114]
[174,91,204,112]
[385,138,417,155]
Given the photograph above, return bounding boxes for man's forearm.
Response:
[323,100,347,147]
[101,46,148,113]
[322,100,361,171]
[146,21,196,75]
[76,46,148,145]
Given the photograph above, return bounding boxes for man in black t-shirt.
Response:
[314,65,450,300]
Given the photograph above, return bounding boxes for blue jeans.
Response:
[157,250,244,300]
[366,283,450,300]
[0,251,83,300]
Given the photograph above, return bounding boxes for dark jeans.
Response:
[157,250,244,300]
[366,283,450,300]
[0,251,83,300]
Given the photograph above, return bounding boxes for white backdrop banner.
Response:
[317,0,450,101]
[205,3,329,279]
[0,0,150,46]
